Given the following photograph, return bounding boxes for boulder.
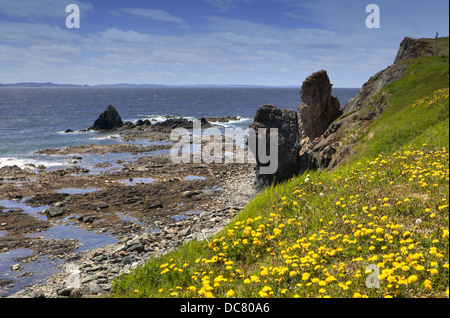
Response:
[250,104,300,190]
[298,70,340,149]
[45,206,67,218]
[90,105,123,131]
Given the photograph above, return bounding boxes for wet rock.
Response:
[0,165,24,176]
[24,193,69,207]
[45,206,67,218]
[135,119,152,127]
[78,215,95,223]
[151,117,193,132]
[150,117,212,133]
[204,116,240,122]
[92,202,109,210]
[90,105,124,131]
[120,122,136,130]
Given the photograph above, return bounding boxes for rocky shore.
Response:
[0,117,256,298]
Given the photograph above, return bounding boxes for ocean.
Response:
[0,87,359,169]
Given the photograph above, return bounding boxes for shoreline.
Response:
[0,122,257,298]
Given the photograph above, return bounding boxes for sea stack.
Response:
[250,104,301,191]
[298,70,340,149]
[90,105,124,131]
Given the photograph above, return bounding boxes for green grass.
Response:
[421,37,450,57]
[110,42,449,299]
[348,53,449,163]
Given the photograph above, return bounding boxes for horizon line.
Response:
[0,82,360,89]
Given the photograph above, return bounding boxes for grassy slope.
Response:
[110,42,449,299]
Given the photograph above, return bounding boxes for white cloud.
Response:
[4,0,443,86]
[120,7,185,24]
[91,27,154,44]
[0,21,82,43]
[203,0,256,12]
[203,16,281,37]
[0,0,93,20]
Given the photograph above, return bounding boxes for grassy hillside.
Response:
[110,41,449,299]
[349,54,449,163]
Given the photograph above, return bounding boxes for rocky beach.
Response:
[0,113,256,298]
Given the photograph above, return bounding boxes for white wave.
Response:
[210,117,252,128]
[131,115,251,129]
[89,134,121,141]
[56,129,90,135]
[0,157,64,170]
[134,115,171,123]
[133,115,198,124]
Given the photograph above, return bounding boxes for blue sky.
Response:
[0,0,448,87]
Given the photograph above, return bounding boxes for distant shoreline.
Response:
[0,82,358,89]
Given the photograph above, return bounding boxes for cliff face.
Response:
[394,37,433,64]
[344,37,433,115]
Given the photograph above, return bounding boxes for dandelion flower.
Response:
[407,275,418,284]
[429,268,438,276]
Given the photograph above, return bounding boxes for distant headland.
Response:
[0,82,299,88]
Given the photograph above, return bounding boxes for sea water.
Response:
[0,87,359,169]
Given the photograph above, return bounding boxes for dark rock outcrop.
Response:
[135,119,152,127]
[151,118,194,132]
[90,105,124,131]
[150,117,212,133]
[394,37,433,65]
[344,36,433,115]
[250,104,300,190]
[298,70,341,149]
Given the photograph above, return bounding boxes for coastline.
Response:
[0,120,257,298]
